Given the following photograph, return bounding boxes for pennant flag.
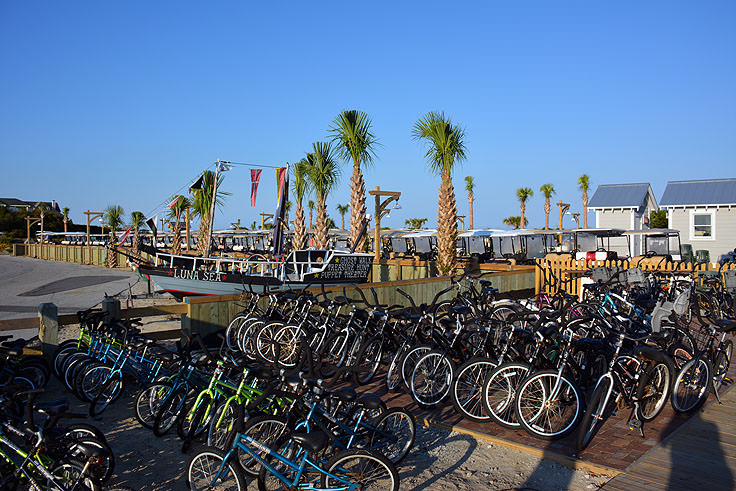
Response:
[272,164,290,255]
[218,162,233,172]
[250,169,262,207]
[189,174,204,193]
[146,214,158,237]
[167,196,180,209]
[116,227,133,246]
[275,166,288,202]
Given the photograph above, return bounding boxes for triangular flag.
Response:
[219,162,233,172]
[250,169,262,207]
[189,174,204,193]
[167,196,180,209]
[146,215,158,236]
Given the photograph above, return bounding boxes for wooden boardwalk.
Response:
[604,385,736,491]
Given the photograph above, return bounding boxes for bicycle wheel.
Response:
[576,376,614,451]
[385,346,406,392]
[367,407,416,464]
[321,449,399,491]
[515,369,583,439]
[50,458,101,491]
[134,382,171,429]
[451,357,497,422]
[183,394,216,448]
[636,359,674,422]
[53,340,83,379]
[354,337,383,385]
[65,436,115,483]
[207,399,238,450]
[672,357,712,413]
[410,351,455,407]
[669,343,693,370]
[482,362,530,429]
[153,385,188,437]
[186,446,247,491]
[238,414,289,477]
[89,373,124,417]
[714,339,733,391]
[78,363,111,403]
[225,314,248,351]
[400,344,432,391]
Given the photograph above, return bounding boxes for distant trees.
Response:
[405,218,428,229]
[516,188,533,230]
[503,216,526,229]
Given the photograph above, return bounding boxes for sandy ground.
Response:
[40,375,612,491]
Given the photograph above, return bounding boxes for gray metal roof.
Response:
[660,178,736,206]
[587,183,652,208]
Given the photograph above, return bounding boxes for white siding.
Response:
[667,207,736,261]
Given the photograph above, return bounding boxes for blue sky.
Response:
[1,1,734,231]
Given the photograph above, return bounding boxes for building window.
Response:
[690,210,715,241]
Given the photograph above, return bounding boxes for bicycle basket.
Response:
[673,288,691,316]
[625,268,647,287]
[725,268,736,291]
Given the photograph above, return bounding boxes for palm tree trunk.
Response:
[468,192,474,229]
[63,218,67,233]
[544,198,551,229]
[107,232,117,268]
[436,172,458,275]
[309,208,313,229]
[582,192,588,228]
[315,199,328,249]
[133,229,141,254]
[349,163,367,251]
[197,214,210,256]
[520,203,526,230]
[340,213,345,230]
[171,219,182,256]
[294,205,306,249]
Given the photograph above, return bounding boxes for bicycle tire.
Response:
[576,376,613,451]
[153,385,187,437]
[354,337,383,385]
[410,351,455,407]
[514,369,583,440]
[368,407,416,463]
[672,357,712,413]
[186,446,247,491]
[450,357,497,422]
[321,449,399,491]
[482,362,530,429]
[89,373,124,417]
[134,382,171,430]
[636,359,675,422]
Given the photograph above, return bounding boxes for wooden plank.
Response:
[0,317,37,332]
[120,304,188,318]
[145,329,181,340]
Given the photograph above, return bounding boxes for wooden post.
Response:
[186,207,191,251]
[26,217,41,245]
[368,186,401,262]
[38,303,58,357]
[102,297,121,321]
[557,201,570,230]
[84,210,103,265]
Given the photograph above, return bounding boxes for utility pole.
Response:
[84,210,103,264]
[204,164,220,257]
[185,207,191,252]
[25,217,41,245]
[368,186,401,262]
[557,201,570,230]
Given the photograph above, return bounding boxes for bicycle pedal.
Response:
[628,418,642,432]
[723,377,733,386]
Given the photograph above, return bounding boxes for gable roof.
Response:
[660,178,736,206]
[587,183,654,209]
[0,198,30,207]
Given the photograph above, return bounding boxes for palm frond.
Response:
[539,183,555,199]
[328,110,378,168]
[306,142,341,202]
[412,111,466,176]
[577,174,591,192]
[516,187,533,203]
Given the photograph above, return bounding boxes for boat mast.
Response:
[204,160,220,257]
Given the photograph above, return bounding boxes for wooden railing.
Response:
[535,255,736,297]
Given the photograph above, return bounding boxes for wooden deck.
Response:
[604,384,736,491]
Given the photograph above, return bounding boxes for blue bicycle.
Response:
[186,428,399,491]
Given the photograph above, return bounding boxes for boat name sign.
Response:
[311,255,372,280]
[170,269,226,282]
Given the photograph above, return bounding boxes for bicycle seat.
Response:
[332,387,356,404]
[715,319,736,333]
[355,394,383,411]
[291,431,328,453]
[75,442,110,460]
[633,345,670,364]
[452,305,473,316]
[36,399,70,416]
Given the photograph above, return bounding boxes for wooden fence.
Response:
[535,255,736,297]
[20,243,152,268]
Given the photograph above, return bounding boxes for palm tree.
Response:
[464,176,475,229]
[405,218,428,229]
[291,159,311,249]
[62,207,70,233]
[130,211,145,253]
[191,170,229,256]
[329,109,378,251]
[516,187,533,230]
[103,205,124,267]
[503,216,526,229]
[306,142,340,249]
[336,204,349,230]
[166,195,190,256]
[37,204,47,243]
[539,183,555,229]
[578,174,591,228]
[412,111,466,275]
[307,200,315,229]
